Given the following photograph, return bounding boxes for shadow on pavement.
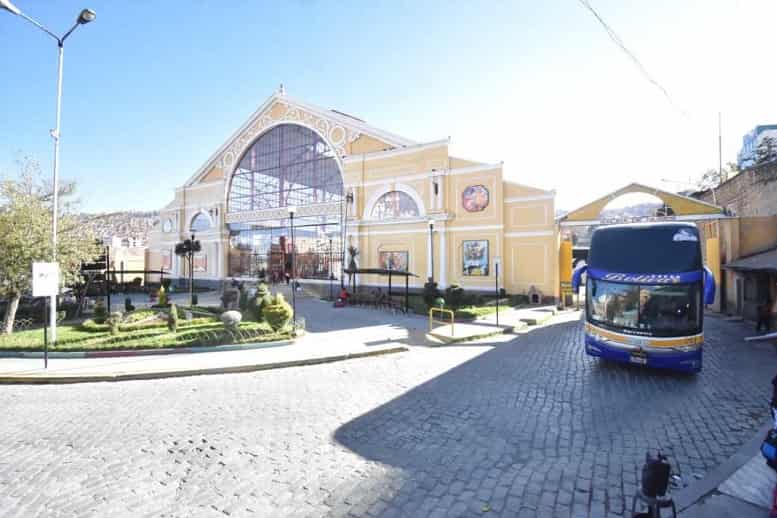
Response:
[330,317,776,516]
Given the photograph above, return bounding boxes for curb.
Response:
[0,346,409,385]
[0,339,294,359]
[427,327,511,344]
[673,418,772,512]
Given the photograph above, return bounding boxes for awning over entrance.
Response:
[723,247,777,273]
[559,182,723,226]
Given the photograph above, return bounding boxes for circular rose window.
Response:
[462,185,489,212]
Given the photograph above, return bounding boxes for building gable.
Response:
[185,91,414,187]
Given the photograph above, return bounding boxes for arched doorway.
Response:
[225,123,344,282]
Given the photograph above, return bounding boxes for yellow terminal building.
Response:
[148,89,559,300]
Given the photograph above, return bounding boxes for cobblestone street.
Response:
[0,315,774,517]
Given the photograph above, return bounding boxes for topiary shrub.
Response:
[168,303,178,332]
[433,296,446,308]
[161,278,172,291]
[253,282,272,321]
[93,299,107,324]
[158,285,168,306]
[107,311,122,336]
[263,293,293,331]
[445,284,465,309]
[238,284,250,312]
[220,310,243,332]
[423,280,440,308]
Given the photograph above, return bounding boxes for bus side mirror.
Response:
[703,266,716,305]
[572,264,587,294]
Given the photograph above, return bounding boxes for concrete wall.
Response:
[697,163,777,217]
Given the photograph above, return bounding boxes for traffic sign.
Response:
[32,262,59,297]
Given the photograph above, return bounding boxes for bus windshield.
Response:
[588,225,702,274]
[587,278,701,335]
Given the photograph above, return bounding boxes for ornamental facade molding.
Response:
[218,101,361,172]
[225,201,342,224]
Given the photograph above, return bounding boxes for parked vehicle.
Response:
[572,223,715,373]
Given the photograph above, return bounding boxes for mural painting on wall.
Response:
[193,252,208,273]
[462,240,489,276]
[379,251,409,272]
[462,185,489,212]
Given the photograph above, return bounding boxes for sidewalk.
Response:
[680,422,776,517]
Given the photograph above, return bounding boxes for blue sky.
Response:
[2,1,776,212]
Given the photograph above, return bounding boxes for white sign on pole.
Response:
[32,262,59,297]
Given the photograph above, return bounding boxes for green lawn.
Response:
[0,318,290,352]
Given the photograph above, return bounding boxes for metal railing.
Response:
[429,307,455,336]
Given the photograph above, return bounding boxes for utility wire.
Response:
[577,0,688,117]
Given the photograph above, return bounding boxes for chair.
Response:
[631,490,676,518]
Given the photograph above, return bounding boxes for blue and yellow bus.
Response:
[572,222,715,373]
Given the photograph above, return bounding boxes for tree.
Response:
[756,136,777,165]
[695,162,739,191]
[0,157,101,334]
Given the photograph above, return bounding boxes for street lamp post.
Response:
[494,256,501,327]
[2,1,96,343]
[288,206,296,334]
[174,233,201,307]
[328,237,333,301]
[341,192,353,289]
[428,219,435,283]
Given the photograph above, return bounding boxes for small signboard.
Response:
[32,262,59,297]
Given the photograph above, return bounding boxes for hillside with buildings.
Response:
[78,211,158,246]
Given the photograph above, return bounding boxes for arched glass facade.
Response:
[226,124,343,280]
[190,213,211,232]
[371,191,420,219]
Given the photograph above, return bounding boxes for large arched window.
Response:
[371,191,420,219]
[227,124,343,213]
[190,213,211,232]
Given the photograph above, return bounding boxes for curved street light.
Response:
[2,1,96,343]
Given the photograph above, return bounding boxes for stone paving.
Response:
[0,314,774,517]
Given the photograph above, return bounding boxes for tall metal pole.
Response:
[495,261,500,327]
[189,233,195,306]
[49,43,64,344]
[328,238,333,300]
[719,112,724,182]
[290,212,296,333]
[428,221,435,283]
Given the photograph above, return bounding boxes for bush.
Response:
[60,301,80,319]
[158,285,168,306]
[124,298,135,312]
[161,278,172,290]
[93,299,107,324]
[238,285,249,312]
[263,293,293,331]
[433,296,446,308]
[56,310,66,323]
[168,303,178,332]
[220,310,243,332]
[253,283,272,321]
[122,308,157,323]
[423,280,440,308]
[107,312,122,336]
[79,319,108,332]
[445,284,465,309]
